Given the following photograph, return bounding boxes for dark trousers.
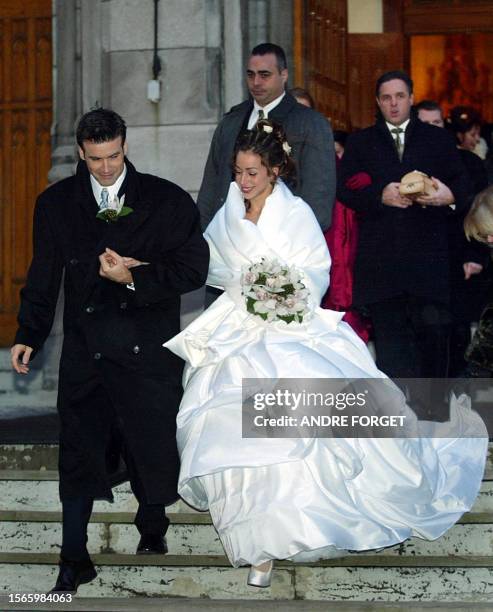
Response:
[61,450,169,562]
[61,497,94,562]
[368,295,451,378]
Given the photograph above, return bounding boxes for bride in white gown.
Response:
[164,120,488,587]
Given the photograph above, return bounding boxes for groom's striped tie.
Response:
[99,188,109,210]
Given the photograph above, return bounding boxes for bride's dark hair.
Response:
[233,119,297,185]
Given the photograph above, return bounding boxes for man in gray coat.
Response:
[197,43,335,231]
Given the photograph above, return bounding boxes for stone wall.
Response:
[51,0,294,195]
[99,0,223,198]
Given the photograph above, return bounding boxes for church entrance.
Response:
[411,32,493,123]
[293,0,493,131]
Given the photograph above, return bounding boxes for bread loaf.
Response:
[399,170,437,197]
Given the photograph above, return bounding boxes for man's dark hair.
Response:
[289,87,315,109]
[76,108,127,149]
[375,70,413,97]
[415,99,442,113]
[251,43,287,72]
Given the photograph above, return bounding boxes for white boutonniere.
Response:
[96,194,134,223]
[282,141,292,155]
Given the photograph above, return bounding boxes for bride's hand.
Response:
[122,257,149,268]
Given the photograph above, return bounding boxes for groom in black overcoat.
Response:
[11,108,209,591]
[337,71,469,378]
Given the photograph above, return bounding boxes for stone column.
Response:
[247,0,268,49]
[223,0,245,110]
[80,0,103,111]
[268,0,294,74]
[49,0,78,183]
[244,0,294,82]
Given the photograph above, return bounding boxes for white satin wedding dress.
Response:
[165,180,488,567]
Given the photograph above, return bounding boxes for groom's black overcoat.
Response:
[15,159,209,504]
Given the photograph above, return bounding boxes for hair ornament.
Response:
[262,124,273,134]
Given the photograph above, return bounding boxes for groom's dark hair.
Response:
[76,108,127,149]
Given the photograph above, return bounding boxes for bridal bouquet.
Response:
[241,258,310,324]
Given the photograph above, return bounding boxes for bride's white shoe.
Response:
[247,560,273,587]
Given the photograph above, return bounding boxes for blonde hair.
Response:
[464,186,493,243]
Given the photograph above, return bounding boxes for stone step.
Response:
[1,474,492,514]
[0,392,57,416]
[2,598,489,612]
[2,509,492,525]
[0,512,491,557]
[0,510,208,523]
[0,370,44,394]
[0,553,492,602]
[0,478,199,513]
[2,443,493,479]
[0,515,221,556]
[3,551,493,568]
[0,446,59,471]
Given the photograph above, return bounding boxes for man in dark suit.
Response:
[197,43,335,231]
[11,108,209,591]
[337,71,468,378]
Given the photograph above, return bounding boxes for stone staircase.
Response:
[0,444,492,607]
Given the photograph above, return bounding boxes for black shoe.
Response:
[51,557,97,592]
[136,534,168,555]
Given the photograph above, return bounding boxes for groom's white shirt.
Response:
[90,166,127,207]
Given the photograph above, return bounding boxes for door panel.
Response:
[0,0,52,346]
[347,34,405,130]
[294,0,349,130]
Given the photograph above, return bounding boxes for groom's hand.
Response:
[99,248,133,284]
[11,344,33,374]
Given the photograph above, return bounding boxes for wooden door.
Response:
[347,34,405,131]
[294,0,349,130]
[0,0,52,346]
